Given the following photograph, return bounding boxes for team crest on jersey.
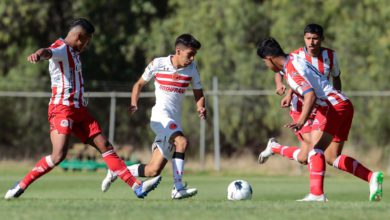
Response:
[60,119,69,127]
[169,123,178,130]
[172,73,180,81]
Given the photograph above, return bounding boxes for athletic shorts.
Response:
[311,100,354,142]
[290,110,313,141]
[48,104,102,143]
[150,117,182,159]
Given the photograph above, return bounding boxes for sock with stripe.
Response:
[333,154,373,182]
[102,150,140,189]
[19,155,55,189]
[172,152,185,190]
[308,149,326,195]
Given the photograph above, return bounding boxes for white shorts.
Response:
[150,118,182,159]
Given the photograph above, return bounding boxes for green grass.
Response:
[0,168,389,220]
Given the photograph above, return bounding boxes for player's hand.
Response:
[280,95,291,108]
[284,121,303,132]
[197,107,207,120]
[128,105,138,115]
[27,53,41,64]
[275,84,286,96]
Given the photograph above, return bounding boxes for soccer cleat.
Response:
[171,185,198,199]
[296,193,328,202]
[258,137,280,164]
[369,171,383,201]
[4,182,24,200]
[133,176,162,199]
[101,170,118,192]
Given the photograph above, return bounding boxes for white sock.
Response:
[172,158,184,189]
[127,164,140,177]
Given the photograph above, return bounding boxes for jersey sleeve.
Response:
[141,59,158,82]
[331,51,341,77]
[191,62,202,89]
[287,71,313,96]
[49,44,66,61]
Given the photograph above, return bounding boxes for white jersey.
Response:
[142,56,202,123]
[48,39,85,108]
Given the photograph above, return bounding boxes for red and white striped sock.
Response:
[333,154,373,182]
[308,149,325,195]
[272,145,300,160]
[102,150,140,189]
[20,155,55,189]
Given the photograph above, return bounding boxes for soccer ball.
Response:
[227,180,253,201]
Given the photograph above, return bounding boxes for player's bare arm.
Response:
[27,48,52,63]
[129,77,148,114]
[193,89,206,120]
[284,90,315,131]
[332,74,342,91]
[280,88,293,108]
[274,73,286,95]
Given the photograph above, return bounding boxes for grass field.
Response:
[1,166,389,220]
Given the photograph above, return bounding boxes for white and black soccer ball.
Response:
[227,180,253,201]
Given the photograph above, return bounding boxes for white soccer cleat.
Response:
[133,176,162,199]
[4,182,24,200]
[171,185,198,199]
[101,170,118,192]
[258,137,280,164]
[369,171,383,201]
[296,193,328,202]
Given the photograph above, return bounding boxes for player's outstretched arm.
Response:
[129,77,148,114]
[193,89,206,120]
[27,48,52,64]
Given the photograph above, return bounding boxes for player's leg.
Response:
[101,146,167,192]
[297,129,332,202]
[326,141,383,201]
[259,111,312,164]
[90,134,161,198]
[170,132,197,199]
[4,130,69,200]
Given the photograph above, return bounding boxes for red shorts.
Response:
[311,100,354,142]
[48,104,102,143]
[290,110,313,141]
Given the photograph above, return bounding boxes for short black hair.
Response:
[69,18,95,34]
[175,34,201,50]
[304,23,323,37]
[256,37,286,59]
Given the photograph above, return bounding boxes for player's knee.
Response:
[51,153,66,165]
[325,157,336,166]
[174,137,188,151]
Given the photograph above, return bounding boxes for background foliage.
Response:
[1,0,390,159]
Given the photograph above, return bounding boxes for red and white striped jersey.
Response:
[142,55,202,123]
[48,39,85,108]
[283,54,348,107]
[289,47,340,111]
[291,47,340,79]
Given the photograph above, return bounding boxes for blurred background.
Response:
[0,0,390,171]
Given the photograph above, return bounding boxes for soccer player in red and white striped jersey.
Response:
[4,18,161,200]
[100,34,206,199]
[257,37,383,202]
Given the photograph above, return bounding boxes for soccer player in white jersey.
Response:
[256,37,383,202]
[4,18,161,200]
[101,34,206,199]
